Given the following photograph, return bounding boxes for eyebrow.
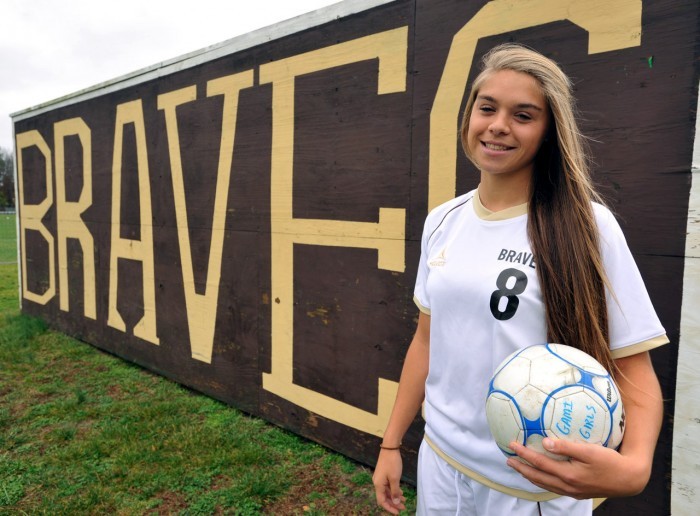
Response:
[477,94,544,111]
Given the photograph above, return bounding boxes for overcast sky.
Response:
[1,0,343,151]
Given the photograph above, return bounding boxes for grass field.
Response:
[0,261,416,514]
[0,213,17,264]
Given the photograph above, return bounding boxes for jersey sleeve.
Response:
[596,205,669,358]
[413,213,432,315]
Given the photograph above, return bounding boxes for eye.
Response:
[478,105,495,114]
[515,112,533,121]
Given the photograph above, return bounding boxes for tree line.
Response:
[0,146,15,210]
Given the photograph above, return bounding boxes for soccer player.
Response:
[372,43,668,515]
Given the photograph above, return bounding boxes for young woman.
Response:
[372,43,668,515]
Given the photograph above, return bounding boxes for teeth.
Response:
[485,143,510,151]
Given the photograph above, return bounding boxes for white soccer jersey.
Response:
[414,188,668,499]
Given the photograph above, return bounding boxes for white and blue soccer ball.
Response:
[485,343,625,461]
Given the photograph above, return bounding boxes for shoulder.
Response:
[424,190,476,230]
[592,202,626,242]
[592,201,615,223]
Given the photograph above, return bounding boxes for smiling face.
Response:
[466,69,550,183]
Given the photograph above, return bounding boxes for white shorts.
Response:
[417,439,593,516]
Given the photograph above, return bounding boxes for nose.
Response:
[488,114,510,135]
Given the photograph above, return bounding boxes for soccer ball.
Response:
[485,343,625,461]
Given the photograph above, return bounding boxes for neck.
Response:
[478,172,531,211]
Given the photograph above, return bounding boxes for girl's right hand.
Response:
[372,449,406,514]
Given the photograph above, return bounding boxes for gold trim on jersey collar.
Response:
[474,188,528,221]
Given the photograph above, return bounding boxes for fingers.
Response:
[539,437,595,462]
[507,440,583,496]
[510,438,597,469]
[507,459,581,498]
[373,470,405,514]
[373,482,405,514]
[506,452,573,497]
[508,441,558,472]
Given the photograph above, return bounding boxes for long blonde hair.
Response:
[460,43,615,375]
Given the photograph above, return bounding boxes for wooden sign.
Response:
[12,1,700,513]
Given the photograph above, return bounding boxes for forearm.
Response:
[374,313,430,514]
[615,351,663,487]
[382,312,430,446]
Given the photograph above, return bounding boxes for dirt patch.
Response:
[264,461,380,515]
[147,491,189,515]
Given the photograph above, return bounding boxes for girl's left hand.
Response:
[507,438,650,499]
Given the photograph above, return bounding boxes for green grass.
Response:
[0,262,416,514]
[0,213,16,264]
